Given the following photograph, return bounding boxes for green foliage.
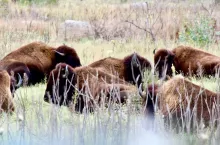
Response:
[179,16,215,47]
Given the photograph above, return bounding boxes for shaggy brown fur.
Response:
[0,70,15,113]
[2,42,81,85]
[141,76,219,128]
[154,46,220,78]
[89,53,152,87]
[172,46,220,76]
[44,63,136,113]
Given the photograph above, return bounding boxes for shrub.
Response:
[179,16,215,47]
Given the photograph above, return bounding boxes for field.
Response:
[0,0,220,145]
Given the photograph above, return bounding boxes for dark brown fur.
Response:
[154,46,220,78]
[89,53,152,87]
[154,49,175,79]
[55,45,81,67]
[142,76,219,129]
[172,46,220,76]
[2,42,81,85]
[44,63,136,113]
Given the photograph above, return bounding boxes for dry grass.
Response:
[0,0,220,144]
[0,0,219,43]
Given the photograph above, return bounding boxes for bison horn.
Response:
[153,48,157,54]
[54,50,65,56]
[138,83,146,99]
[65,65,69,76]
[16,73,23,87]
[132,52,137,60]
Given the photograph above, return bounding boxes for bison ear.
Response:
[54,50,65,56]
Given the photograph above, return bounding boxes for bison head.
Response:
[6,62,30,93]
[44,63,76,106]
[124,52,152,87]
[154,49,175,79]
[54,45,81,68]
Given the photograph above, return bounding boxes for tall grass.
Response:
[0,0,219,144]
[2,71,219,145]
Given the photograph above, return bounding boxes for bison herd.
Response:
[1,41,220,128]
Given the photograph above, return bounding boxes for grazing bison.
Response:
[154,46,220,79]
[88,53,152,87]
[0,70,18,113]
[44,63,136,113]
[139,75,219,129]
[1,42,81,85]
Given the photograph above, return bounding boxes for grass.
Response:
[0,0,220,144]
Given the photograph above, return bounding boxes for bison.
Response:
[1,41,81,85]
[88,53,152,87]
[0,70,21,113]
[154,46,220,79]
[44,63,136,113]
[139,75,219,129]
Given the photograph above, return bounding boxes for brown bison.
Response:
[0,70,17,113]
[88,53,152,87]
[1,42,81,85]
[44,63,136,113]
[154,46,220,79]
[139,75,219,129]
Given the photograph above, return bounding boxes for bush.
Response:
[179,16,215,47]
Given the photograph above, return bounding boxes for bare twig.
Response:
[124,20,156,42]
